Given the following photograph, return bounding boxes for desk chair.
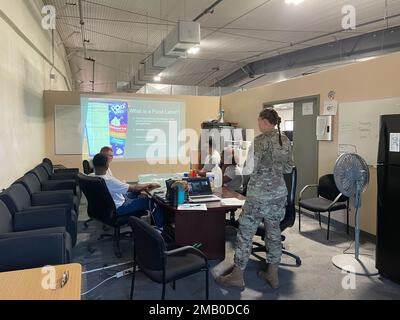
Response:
[77,174,146,258]
[226,174,250,226]
[82,160,93,175]
[129,216,209,300]
[298,174,349,240]
[251,167,301,267]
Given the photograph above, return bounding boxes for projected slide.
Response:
[81,96,185,160]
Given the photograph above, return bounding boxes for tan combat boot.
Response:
[215,265,245,291]
[258,263,279,289]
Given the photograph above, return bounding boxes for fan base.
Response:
[332,254,379,276]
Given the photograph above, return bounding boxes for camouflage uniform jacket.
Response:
[245,129,294,203]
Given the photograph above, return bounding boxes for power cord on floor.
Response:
[338,240,374,257]
[81,267,134,296]
[82,261,132,275]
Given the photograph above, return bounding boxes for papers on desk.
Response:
[177,204,208,211]
[220,198,245,206]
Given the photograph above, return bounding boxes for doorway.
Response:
[266,96,320,201]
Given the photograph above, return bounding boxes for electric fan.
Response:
[331,153,378,275]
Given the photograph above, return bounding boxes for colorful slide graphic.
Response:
[108,102,128,156]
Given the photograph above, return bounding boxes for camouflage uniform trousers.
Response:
[234,197,286,270]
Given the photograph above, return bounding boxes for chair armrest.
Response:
[50,172,78,180]
[32,191,74,209]
[42,180,77,193]
[165,246,208,264]
[14,207,68,232]
[0,233,68,272]
[54,168,79,174]
[327,193,345,211]
[299,184,319,202]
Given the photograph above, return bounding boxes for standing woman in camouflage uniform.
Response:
[216,108,294,290]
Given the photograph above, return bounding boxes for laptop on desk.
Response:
[187,178,221,203]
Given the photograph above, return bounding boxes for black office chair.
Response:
[129,216,209,300]
[77,173,146,258]
[82,160,93,175]
[226,173,250,226]
[251,167,301,267]
[298,174,349,240]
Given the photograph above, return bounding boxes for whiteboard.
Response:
[338,97,400,165]
[55,105,82,155]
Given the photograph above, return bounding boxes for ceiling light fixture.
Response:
[154,75,161,82]
[187,46,200,54]
[285,0,304,5]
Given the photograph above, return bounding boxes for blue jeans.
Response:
[116,192,164,229]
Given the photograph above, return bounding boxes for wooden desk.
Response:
[157,188,245,261]
[0,263,82,300]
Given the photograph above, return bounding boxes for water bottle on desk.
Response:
[212,165,223,188]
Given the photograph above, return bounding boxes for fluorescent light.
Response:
[285,0,304,5]
[154,75,161,82]
[187,46,200,54]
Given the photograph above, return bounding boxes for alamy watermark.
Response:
[41,5,56,30]
[342,4,356,30]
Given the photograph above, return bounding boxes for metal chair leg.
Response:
[162,283,166,300]
[113,227,122,258]
[327,211,331,240]
[318,212,322,228]
[205,268,209,300]
[298,205,301,231]
[130,261,136,300]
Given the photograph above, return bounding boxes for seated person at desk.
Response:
[89,146,114,177]
[91,153,164,229]
[222,147,243,192]
[198,138,221,177]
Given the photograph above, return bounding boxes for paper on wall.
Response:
[390,133,400,153]
[302,102,314,116]
[323,100,338,115]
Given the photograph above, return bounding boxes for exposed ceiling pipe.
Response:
[78,0,96,91]
[193,0,224,22]
[78,0,88,59]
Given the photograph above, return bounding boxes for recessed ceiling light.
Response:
[187,46,200,54]
[154,75,161,82]
[285,0,305,5]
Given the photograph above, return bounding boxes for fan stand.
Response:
[332,193,379,276]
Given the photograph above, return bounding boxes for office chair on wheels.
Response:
[78,174,147,258]
[251,167,301,267]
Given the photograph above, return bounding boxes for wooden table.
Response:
[0,263,82,300]
[157,188,245,261]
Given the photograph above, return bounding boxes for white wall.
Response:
[0,0,72,189]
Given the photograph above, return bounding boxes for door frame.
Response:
[263,94,320,185]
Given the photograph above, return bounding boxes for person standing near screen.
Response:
[215,108,294,290]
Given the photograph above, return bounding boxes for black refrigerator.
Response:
[376,114,400,282]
